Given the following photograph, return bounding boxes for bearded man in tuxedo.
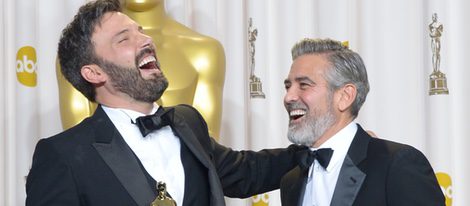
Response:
[280,38,444,206]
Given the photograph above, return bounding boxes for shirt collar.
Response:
[310,122,357,172]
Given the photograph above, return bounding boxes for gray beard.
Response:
[287,105,336,147]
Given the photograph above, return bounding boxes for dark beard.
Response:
[97,59,168,103]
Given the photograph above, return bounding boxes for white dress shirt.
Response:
[302,122,357,206]
[102,105,185,206]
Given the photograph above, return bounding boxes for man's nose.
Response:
[138,33,153,48]
[284,88,300,104]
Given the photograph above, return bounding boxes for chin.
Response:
[288,130,316,146]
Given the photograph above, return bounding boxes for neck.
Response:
[312,116,354,148]
[96,94,155,115]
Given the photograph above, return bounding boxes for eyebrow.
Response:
[284,79,290,85]
[113,24,145,39]
[284,76,314,84]
[295,76,314,83]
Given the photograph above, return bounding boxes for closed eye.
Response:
[118,38,128,43]
[299,82,311,89]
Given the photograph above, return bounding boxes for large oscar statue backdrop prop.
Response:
[56,0,226,138]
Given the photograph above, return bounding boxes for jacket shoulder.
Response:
[171,104,210,137]
[367,137,418,157]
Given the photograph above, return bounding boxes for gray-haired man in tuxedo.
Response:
[280,38,444,206]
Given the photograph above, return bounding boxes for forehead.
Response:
[288,54,330,79]
[92,12,136,40]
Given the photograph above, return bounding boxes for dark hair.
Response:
[291,38,370,118]
[57,0,121,101]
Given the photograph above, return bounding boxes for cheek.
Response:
[116,53,137,68]
[300,93,315,106]
[110,46,137,66]
[302,93,328,111]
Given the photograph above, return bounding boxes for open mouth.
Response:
[138,55,159,70]
[289,109,306,121]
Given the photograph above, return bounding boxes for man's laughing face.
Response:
[91,11,168,102]
[284,54,337,147]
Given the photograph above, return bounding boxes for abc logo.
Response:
[16,46,37,87]
[436,172,452,206]
[252,194,269,206]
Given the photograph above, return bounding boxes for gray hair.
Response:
[291,38,370,118]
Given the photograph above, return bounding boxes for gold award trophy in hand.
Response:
[56,0,226,138]
[151,182,177,206]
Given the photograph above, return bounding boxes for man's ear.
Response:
[81,64,107,84]
[337,83,357,112]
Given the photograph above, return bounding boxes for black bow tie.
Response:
[134,107,174,137]
[297,148,334,170]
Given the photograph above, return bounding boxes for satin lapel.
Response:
[169,111,226,206]
[91,106,155,206]
[330,155,366,206]
[330,124,369,206]
[169,112,212,169]
[282,167,309,206]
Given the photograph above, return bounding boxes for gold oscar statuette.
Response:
[428,13,449,95]
[151,182,177,206]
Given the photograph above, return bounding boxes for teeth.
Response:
[138,56,156,68]
[289,109,306,116]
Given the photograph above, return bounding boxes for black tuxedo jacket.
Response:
[280,124,445,206]
[26,104,301,206]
